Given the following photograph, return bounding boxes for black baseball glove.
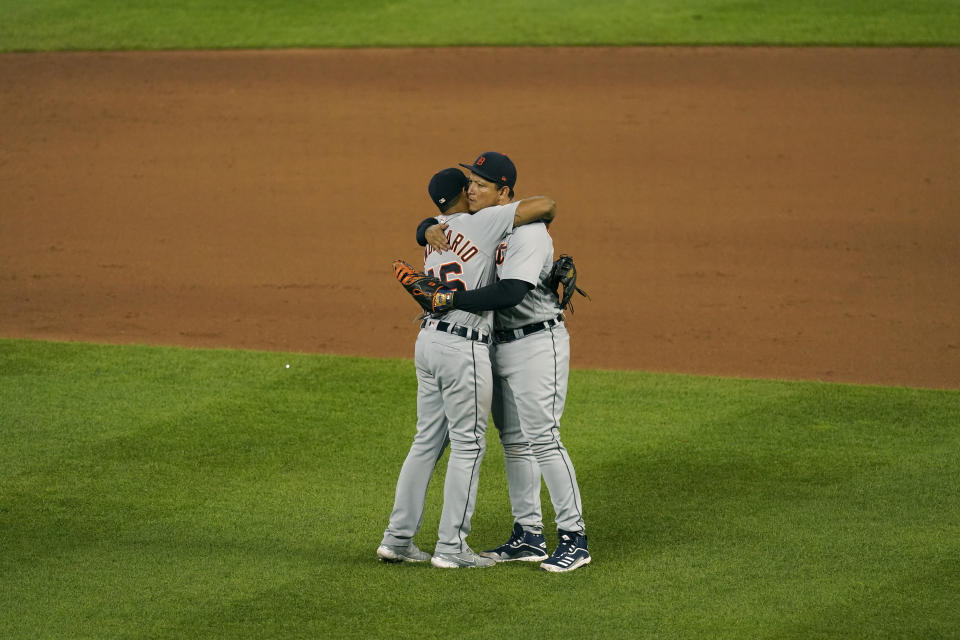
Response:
[393,259,455,315]
[546,254,590,312]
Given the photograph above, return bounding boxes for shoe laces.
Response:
[507,526,526,546]
[555,533,581,555]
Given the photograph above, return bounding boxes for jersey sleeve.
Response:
[483,202,519,242]
[500,224,552,285]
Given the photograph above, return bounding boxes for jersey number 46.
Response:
[427,262,466,292]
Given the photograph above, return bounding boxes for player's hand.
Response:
[426,223,450,253]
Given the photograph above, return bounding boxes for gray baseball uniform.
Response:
[382,200,520,555]
[491,222,586,535]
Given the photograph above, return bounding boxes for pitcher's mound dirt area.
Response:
[1,47,958,389]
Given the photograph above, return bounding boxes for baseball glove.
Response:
[546,254,590,312]
[393,259,455,315]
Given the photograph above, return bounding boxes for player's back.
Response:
[495,222,561,330]
[423,202,519,334]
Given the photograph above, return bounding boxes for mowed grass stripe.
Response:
[1,339,957,638]
[1,0,958,51]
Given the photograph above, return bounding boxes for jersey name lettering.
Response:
[424,229,480,263]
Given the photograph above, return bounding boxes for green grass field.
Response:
[0,0,958,51]
[1,339,958,639]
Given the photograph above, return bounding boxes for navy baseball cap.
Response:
[459,152,517,189]
[428,168,469,210]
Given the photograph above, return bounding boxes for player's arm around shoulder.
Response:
[513,196,556,228]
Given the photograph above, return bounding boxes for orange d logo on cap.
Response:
[459,152,517,189]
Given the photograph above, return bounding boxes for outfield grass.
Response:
[0,0,958,51]
[1,339,957,639]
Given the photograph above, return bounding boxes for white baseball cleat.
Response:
[430,548,496,569]
[377,543,431,563]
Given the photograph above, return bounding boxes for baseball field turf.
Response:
[2,339,958,638]
[1,0,958,50]
[2,2,959,639]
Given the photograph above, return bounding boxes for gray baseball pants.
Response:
[381,328,492,554]
[491,322,585,534]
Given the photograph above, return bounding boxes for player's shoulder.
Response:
[508,221,552,247]
[469,202,519,234]
[473,202,519,218]
[510,221,548,237]
[440,211,473,231]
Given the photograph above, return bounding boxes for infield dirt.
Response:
[1,47,958,389]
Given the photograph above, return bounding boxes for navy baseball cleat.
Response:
[540,529,591,573]
[376,542,431,563]
[481,522,549,562]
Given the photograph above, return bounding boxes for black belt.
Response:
[421,319,490,344]
[494,315,564,344]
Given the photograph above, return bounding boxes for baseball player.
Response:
[415,152,590,572]
[378,165,557,569]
